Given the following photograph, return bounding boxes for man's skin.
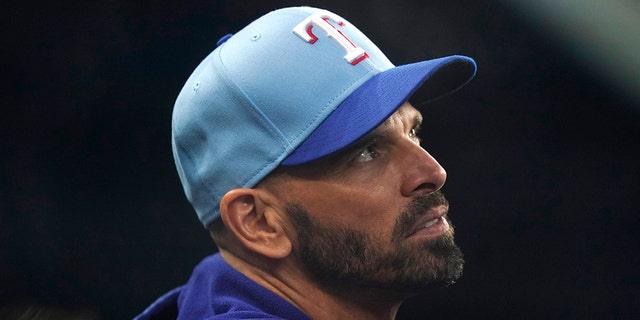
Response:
[211,102,462,320]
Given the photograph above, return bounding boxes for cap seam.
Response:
[215,49,290,191]
[173,125,217,225]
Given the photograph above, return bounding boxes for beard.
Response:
[287,190,464,294]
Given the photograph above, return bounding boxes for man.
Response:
[136,6,476,320]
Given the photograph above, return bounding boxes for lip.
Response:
[406,205,450,240]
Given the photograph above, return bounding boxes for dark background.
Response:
[2,0,638,319]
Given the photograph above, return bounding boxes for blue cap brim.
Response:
[281,55,477,165]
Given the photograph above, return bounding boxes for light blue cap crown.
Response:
[172,7,477,227]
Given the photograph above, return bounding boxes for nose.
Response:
[400,143,447,197]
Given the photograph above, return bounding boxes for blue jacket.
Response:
[134,253,311,319]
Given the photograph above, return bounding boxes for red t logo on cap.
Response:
[293,11,369,66]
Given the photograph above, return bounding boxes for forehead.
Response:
[388,102,423,126]
[351,102,423,140]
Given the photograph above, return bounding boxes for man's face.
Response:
[271,103,463,294]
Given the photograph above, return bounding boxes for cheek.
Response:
[305,183,400,229]
[283,165,405,229]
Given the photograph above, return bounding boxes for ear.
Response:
[219,188,292,259]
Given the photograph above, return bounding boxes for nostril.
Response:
[414,182,438,193]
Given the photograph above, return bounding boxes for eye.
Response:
[409,126,422,143]
[354,144,380,163]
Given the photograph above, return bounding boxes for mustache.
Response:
[393,190,450,240]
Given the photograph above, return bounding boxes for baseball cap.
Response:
[172,6,477,227]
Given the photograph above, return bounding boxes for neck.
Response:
[219,250,404,320]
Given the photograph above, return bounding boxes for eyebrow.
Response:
[343,125,389,155]
[338,112,423,156]
[412,114,424,128]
